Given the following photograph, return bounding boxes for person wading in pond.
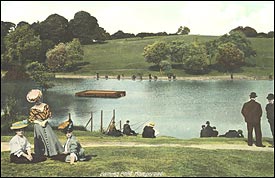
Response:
[241,92,265,147]
[26,89,64,157]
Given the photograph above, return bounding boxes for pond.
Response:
[1,78,274,139]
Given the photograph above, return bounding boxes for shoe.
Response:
[248,144,253,146]
[256,144,266,147]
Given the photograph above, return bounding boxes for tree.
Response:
[184,43,209,74]
[16,21,30,28]
[39,14,72,44]
[230,26,258,37]
[243,26,257,37]
[176,26,190,35]
[143,41,170,72]
[69,11,107,44]
[111,30,135,39]
[169,40,189,63]
[211,31,256,59]
[1,21,15,54]
[65,38,84,70]
[26,61,55,91]
[159,60,172,74]
[46,43,67,72]
[2,25,42,67]
[46,39,84,72]
[216,42,245,73]
[267,31,274,38]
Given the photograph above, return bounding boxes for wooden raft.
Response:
[75,90,126,98]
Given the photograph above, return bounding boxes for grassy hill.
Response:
[61,35,274,78]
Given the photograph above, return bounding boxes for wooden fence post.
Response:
[119,120,121,131]
[113,109,115,122]
[90,112,93,132]
[100,110,103,133]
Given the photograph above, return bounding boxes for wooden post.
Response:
[100,110,103,133]
[113,109,115,122]
[90,112,93,132]
[68,113,71,120]
[119,120,121,131]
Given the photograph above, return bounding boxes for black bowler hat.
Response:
[249,92,257,98]
[266,93,274,100]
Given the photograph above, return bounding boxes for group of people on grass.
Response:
[199,92,274,148]
[9,89,158,164]
[9,89,88,164]
[241,92,274,147]
[106,120,157,138]
[8,89,273,165]
[200,121,244,138]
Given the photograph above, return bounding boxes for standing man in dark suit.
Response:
[265,93,274,147]
[241,92,265,147]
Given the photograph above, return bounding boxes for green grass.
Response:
[1,146,274,177]
[58,35,273,78]
[1,130,274,177]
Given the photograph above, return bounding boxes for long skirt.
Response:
[10,153,47,164]
[34,122,64,157]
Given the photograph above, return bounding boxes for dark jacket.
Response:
[123,124,131,135]
[266,103,274,123]
[142,126,156,138]
[241,100,262,124]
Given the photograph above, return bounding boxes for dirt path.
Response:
[2,142,274,152]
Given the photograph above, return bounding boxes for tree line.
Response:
[143,31,257,75]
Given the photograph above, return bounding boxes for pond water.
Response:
[1,78,274,139]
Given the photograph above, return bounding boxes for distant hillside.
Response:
[65,35,274,78]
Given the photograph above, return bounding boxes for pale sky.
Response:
[1,1,274,36]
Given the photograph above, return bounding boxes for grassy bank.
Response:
[1,131,274,177]
[59,35,274,79]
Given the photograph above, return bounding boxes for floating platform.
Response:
[75,90,126,98]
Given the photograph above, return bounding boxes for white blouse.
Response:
[9,135,31,157]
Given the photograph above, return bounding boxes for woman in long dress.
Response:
[26,89,64,157]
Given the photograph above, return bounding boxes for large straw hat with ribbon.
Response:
[26,89,42,103]
[10,120,28,130]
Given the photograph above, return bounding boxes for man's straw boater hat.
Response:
[10,120,28,130]
[26,89,42,103]
[148,122,155,127]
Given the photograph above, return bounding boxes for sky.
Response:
[1,1,274,36]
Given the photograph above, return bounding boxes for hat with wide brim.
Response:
[26,89,42,103]
[266,93,274,100]
[58,118,73,133]
[249,92,257,98]
[10,121,28,130]
[148,122,155,127]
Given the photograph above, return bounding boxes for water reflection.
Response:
[1,79,274,139]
